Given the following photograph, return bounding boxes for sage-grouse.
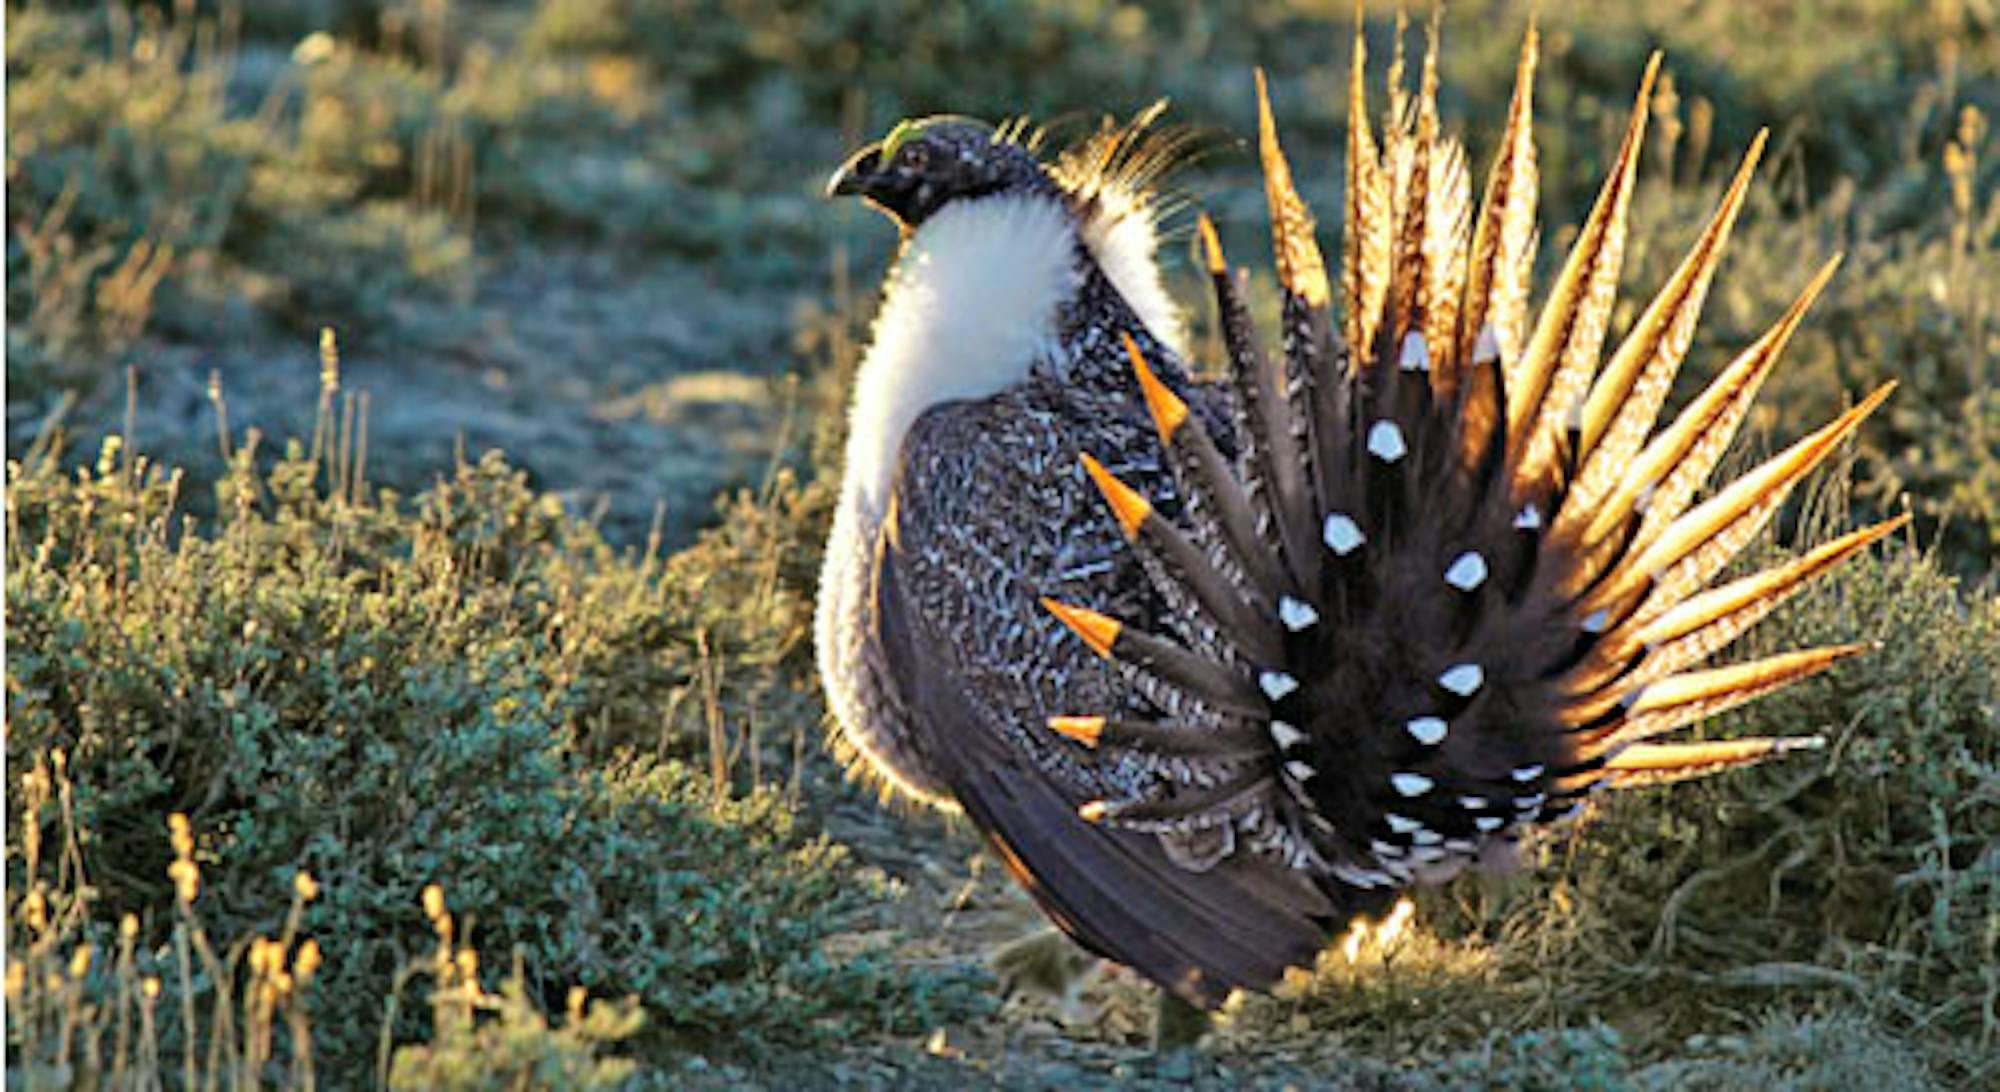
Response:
[817,23,1897,1010]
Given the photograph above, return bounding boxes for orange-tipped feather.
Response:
[1124,333,1189,445]
[1080,453,1154,542]
[1040,597,1123,659]
[1047,715,1107,748]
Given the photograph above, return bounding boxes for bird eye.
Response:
[900,142,930,169]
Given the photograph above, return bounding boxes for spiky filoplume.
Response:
[1038,23,1899,904]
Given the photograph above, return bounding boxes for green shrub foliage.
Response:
[4,426,974,1080]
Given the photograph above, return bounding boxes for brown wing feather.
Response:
[875,521,1372,1007]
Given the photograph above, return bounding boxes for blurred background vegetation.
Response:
[6,0,1997,1087]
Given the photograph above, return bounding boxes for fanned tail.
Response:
[1040,24,1893,888]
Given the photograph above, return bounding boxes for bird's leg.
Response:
[1151,990,1210,1053]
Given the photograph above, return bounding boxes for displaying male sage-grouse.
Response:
[817,22,1898,1015]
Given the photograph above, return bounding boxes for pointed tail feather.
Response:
[1599,736,1828,789]
[1041,28,1888,908]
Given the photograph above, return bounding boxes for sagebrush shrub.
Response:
[4,425,979,1080]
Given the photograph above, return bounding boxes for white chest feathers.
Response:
[838,191,1185,513]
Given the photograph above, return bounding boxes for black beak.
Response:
[827,140,931,227]
[826,142,885,199]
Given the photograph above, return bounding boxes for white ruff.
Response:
[839,190,1185,513]
[842,194,1075,512]
[817,188,1182,808]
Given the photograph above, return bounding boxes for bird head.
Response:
[827,116,1055,228]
